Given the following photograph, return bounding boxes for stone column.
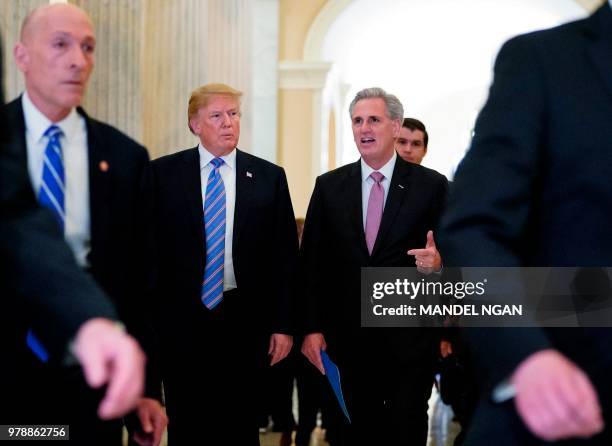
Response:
[71,0,144,141]
[0,0,47,101]
[140,0,209,158]
[278,60,331,216]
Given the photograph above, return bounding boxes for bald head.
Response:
[21,3,94,43]
[14,3,95,122]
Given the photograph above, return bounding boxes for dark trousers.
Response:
[295,353,331,446]
[162,288,266,446]
[324,333,436,446]
[13,358,123,445]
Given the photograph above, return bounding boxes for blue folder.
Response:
[321,350,351,423]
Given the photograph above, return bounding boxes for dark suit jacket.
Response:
[151,146,298,362]
[3,97,160,400]
[0,99,118,422]
[438,3,612,442]
[300,156,448,366]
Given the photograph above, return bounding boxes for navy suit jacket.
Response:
[151,147,298,362]
[300,156,448,367]
[438,4,612,441]
[2,97,160,399]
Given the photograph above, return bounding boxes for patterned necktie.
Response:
[365,171,385,255]
[27,125,65,362]
[38,125,65,231]
[201,158,226,309]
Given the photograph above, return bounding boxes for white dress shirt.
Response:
[22,92,91,268]
[361,151,397,229]
[199,144,237,291]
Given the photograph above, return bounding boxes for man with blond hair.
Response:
[5,4,166,444]
[152,83,298,444]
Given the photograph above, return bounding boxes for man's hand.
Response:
[511,349,604,441]
[72,318,146,420]
[269,333,293,366]
[132,398,168,446]
[407,230,442,274]
[301,333,326,374]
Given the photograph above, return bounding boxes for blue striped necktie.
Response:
[27,124,65,362]
[201,158,226,309]
[38,124,65,230]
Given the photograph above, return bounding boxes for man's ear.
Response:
[13,42,29,73]
[391,118,401,138]
[189,118,199,135]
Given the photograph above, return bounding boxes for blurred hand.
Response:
[511,349,604,441]
[407,230,442,274]
[301,333,326,374]
[72,318,145,420]
[269,333,293,366]
[132,398,168,446]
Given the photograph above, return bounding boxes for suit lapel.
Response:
[180,147,205,241]
[346,161,369,260]
[233,149,253,253]
[82,108,112,264]
[371,157,410,258]
[586,5,612,103]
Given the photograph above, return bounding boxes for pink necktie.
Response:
[365,171,385,254]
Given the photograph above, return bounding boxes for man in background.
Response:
[396,117,428,165]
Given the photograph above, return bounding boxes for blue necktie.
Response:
[27,125,65,362]
[38,125,65,230]
[201,158,226,309]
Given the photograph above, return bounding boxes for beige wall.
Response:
[278,89,315,217]
[278,0,328,217]
[279,0,326,60]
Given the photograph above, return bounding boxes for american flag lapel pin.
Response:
[246,171,253,178]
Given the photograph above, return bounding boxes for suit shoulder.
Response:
[316,162,355,186]
[3,97,21,115]
[501,12,592,55]
[409,162,447,183]
[152,147,193,165]
[87,116,148,156]
[238,149,284,175]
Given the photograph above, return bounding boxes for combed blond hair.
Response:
[188,83,242,133]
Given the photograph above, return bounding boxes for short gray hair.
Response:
[349,87,404,121]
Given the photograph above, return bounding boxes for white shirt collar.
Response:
[198,143,237,171]
[609,0,611,10]
[22,91,81,144]
[361,151,397,183]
